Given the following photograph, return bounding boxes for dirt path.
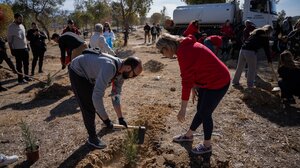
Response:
[0,28,299,168]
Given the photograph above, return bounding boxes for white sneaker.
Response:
[0,154,18,167]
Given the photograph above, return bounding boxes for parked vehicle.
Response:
[165,0,278,35]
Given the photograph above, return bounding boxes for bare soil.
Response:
[0,28,299,168]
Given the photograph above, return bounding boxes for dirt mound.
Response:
[143,60,165,72]
[241,88,281,107]
[0,70,13,80]
[34,83,72,100]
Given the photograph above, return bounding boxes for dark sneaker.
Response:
[24,78,32,82]
[232,82,240,86]
[87,136,107,149]
[18,79,28,84]
[191,144,212,155]
[38,70,43,73]
[173,134,193,143]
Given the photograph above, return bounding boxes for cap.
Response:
[94,23,103,32]
[51,33,60,40]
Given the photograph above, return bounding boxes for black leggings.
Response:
[31,50,45,74]
[190,83,229,140]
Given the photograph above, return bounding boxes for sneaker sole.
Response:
[173,139,193,143]
[191,149,212,155]
[87,140,107,149]
[172,135,193,143]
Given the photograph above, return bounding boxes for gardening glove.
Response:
[118,117,128,128]
[103,118,114,129]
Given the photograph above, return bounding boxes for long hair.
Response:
[104,22,112,33]
[278,50,300,69]
[156,33,183,53]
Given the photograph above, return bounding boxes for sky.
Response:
[62,0,299,18]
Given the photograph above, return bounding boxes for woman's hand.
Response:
[177,108,186,123]
[178,100,188,122]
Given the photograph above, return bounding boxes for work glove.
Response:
[118,117,128,128]
[103,118,114,129]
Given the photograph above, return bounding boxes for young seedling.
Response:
[20,120,38,152]
[122,130,139,167]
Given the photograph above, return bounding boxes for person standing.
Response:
[7,13,31,84]
[220,20,234,59]
[282,17,293,36]
[26,22,47,75]
[242,20,256,43]
[103,22,115,49]
[51,32,88,69]
[183,20,201,39]
[89,23,115,55]
[156,33,230,155]
[156,23,162,38]
[69,49,143,148]
[143,23,151,44]
[150,23,158,44]
[62,19,81,35]
[232,25,273,88]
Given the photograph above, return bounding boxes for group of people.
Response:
[144,22,161,44]
[1,12,300,167]
[153,18,300,156]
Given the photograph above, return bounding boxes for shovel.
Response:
[0,65,47,84]
[113,124,146,144]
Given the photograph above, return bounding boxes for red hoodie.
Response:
[177,35,231,101]
[207,35,223,48]
[183,22,199,37]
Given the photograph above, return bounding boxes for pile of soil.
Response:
[143,60,165,72]
[241,88,281,108]
[0,70,13,80]
[34,83,72,100]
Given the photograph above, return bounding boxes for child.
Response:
[278,50,300,104]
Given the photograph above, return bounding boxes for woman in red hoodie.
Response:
[156,33,230,155]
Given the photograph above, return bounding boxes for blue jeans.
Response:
[190,83,229,140]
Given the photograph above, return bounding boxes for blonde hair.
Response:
[278,50,300,69]
[156,33,183,53]
[250,24,273,36]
